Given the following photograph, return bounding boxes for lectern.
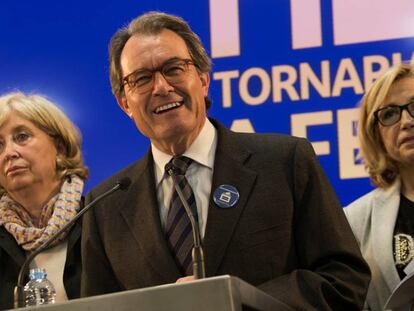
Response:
[12,275,294,311]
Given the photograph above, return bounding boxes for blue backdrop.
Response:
[2,0,414,205]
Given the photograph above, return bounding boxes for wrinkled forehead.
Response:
[120,29,191,75]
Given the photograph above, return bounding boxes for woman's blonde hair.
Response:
[359,63,414,188]
[0,92,88,194]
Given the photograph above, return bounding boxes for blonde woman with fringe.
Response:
[345,63,414,311]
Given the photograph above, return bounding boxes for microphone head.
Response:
[118,177,131,190]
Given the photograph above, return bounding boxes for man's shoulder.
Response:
[87,157,148,197]
[234,130,305,146]
[234,133,310,162]
[212,118,308,150]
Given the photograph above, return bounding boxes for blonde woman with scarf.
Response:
[0,92,88,310]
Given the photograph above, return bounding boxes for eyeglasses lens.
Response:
[377,102,414,126]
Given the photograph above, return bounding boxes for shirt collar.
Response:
[152,118,217,186]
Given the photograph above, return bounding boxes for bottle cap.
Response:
[29,268,47,280]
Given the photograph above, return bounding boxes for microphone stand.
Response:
[167,169,206,279]
[14,178,131,308]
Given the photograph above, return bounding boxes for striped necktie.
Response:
[165,156,198,276]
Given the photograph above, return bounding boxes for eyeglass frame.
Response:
[373,102,414,126]
[122,58,197,94]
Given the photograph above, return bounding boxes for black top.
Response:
[393,194,414,279]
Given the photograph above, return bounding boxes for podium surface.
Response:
[13,275,293,311]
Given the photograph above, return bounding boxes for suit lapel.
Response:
[0,226,26,266]
[203,121,257,277]
[119,152,180,281]
[372,182,401,291]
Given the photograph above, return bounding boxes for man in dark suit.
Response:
[81,11,370,310]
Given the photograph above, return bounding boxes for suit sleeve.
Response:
[80,191,123,297]
[258,138,371,310]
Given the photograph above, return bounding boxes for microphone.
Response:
[13,177,131,308]
[166,167,206,280]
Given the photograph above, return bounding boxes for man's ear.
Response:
[116,94,133,118]
[199,72,210,97]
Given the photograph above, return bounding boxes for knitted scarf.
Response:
[0,175,83,251]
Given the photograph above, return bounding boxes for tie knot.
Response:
[165,156,193,176]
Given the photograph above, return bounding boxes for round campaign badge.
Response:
[213,184,240,208]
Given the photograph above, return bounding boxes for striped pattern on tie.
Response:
[165,156,198,276]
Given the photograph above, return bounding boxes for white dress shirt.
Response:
[30,240,68,302]
[152,118,217,239]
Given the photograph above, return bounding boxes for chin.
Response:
[6,177,32,192]
[163,122,195,137]
[7,182,29,191]
[403,155,414,164]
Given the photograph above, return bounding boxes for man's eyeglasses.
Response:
[374,102,414,126]
[122,58,196,94]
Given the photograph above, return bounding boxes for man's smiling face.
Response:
[117,29,210,155]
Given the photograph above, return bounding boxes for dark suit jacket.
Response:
[0,205,83,310]
[81,119,370,310]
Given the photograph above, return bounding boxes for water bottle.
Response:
[23,268,56,306]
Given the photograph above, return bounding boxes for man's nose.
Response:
[152,71,174,95]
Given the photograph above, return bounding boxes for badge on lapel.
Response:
[213,184,239,208]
